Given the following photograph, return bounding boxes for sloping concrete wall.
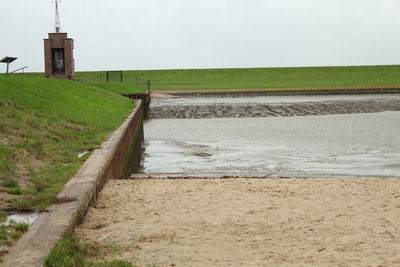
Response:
[2,101,144,267]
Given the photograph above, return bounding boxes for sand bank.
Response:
[148,98,400,119]
[75,178,400,267]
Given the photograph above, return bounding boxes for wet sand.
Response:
[148,98,400,119]
[76,178,400,267]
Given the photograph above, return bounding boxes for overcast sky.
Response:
[1,0,400,72]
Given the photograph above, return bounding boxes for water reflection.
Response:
[1,212,39,226]
[141,112,400,177]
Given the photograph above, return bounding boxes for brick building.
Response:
[44,33,75,79]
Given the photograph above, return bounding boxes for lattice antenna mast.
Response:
[53,0,62,33]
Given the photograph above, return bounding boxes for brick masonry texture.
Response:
[2,101,144,267]
[44,33,75,79]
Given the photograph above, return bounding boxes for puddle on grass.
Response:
[0,212,40,254]
[1,212,40,226]
[141,111,400,178]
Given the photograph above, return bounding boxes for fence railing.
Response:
[75,71,151,92]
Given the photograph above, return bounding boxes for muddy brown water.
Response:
[141,95,400,178]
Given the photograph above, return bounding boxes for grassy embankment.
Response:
[89,82,148,95]
[23,65,400,91]
[74,65,400,90]
[14,73,148,95]
[45,236,136,267]
[0,76,135,253]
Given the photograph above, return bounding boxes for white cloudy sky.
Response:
[1,0,400,72]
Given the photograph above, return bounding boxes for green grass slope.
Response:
[90,82,148,94]
[0,76,134,211]
[45,235,135,267]
[75,65,400,90]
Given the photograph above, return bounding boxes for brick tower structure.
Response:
[44,0,75,79]
[44,33,75,79]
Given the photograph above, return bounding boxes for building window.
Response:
[52,49,65,73]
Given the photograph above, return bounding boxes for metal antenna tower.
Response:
[53,0,62,33]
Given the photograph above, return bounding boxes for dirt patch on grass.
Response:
[15,159,45,188]
[75,178,400,267]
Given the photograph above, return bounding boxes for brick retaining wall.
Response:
[2,101,144,266]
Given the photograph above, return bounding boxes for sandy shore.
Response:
[75,178,400,267]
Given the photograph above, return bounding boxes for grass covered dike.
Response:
[0,76,134,211]
[74,65,400,90]
[0,76,135,261]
